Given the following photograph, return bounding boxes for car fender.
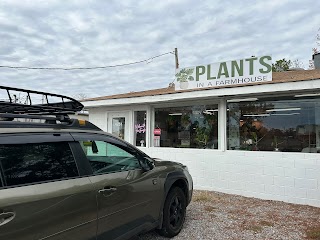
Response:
[157,171,189,229]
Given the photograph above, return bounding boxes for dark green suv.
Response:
[0,86,193,240]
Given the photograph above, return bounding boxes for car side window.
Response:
[79,140,141,174]
[0,142,79,187]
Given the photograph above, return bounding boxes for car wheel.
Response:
[158,187,186,238]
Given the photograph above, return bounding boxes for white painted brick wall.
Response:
[88,108,107,132]
[140,147,320,208]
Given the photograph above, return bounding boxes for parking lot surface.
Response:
[138,190,320,240]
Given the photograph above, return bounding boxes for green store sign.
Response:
[175,55,272,90]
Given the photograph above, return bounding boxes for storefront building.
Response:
[83,56,320,207]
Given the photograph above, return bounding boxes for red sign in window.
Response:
[154,128,161,135]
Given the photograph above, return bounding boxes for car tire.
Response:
[157,187,187,238]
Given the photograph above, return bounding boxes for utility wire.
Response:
[0,51,174,70]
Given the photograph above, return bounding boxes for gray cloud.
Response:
[0,0,319,98]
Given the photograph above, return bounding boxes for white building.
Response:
[83,60,320,207]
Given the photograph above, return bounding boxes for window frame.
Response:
[152,99,221,149]
[70,133,149,176]
[133,110,147,147]
[0,133,81,189]
[226,96,320,153]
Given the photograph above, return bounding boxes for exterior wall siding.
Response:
[139,147,320,208]
[88,108,108,132]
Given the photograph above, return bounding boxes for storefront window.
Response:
[154,105,218,149]
[134,111,146,147]
[227,97,320,153]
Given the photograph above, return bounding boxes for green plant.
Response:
[272,58,292,72]
[195,126,211,147]
[175,68,194,82]
[271,136,284,150]
[181,114,190,127]
[272,135,278,148]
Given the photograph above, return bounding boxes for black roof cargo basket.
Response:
[0,85,83,114]
[0,86,100,130]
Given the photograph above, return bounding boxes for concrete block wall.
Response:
[140,147,320,208]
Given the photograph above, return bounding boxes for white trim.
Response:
[146,106,152,148]
[132,109,149,148]
[130,110,135,144]
[107,111,131,142]
[83,79,320,108]
[151,99,221,108]
[218,98,227,151]
[150,106,155,147]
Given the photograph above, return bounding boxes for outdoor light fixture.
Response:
[243,114,270,117]
[206,109,219,112]
[169,113,183,116]
[227,98,258,103]
[272,113,300,116]
[266,108,301,112]
[294,93,320,98]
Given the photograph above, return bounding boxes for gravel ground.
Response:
[138,190,320,240]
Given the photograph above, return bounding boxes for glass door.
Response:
[108,112,130,142]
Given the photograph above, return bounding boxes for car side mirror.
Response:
[91,141,99,154]
[141,157,155,171]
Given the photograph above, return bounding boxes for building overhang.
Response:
[83,77,320,108]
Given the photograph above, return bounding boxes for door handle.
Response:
[98,187,117,194]
[0,212,16,227]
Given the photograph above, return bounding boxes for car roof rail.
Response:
[0,113,71,122]
[0,112,101,130]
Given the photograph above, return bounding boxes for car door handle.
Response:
[0,212,16,227]
[98,187,117,194]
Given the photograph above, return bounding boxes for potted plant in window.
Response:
[195,126,210,148]
[175,68,194,89]
[181,114,191,129]
[271,136,284,151]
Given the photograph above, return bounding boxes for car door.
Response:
[0,133,97,240]
[71,133,163,240]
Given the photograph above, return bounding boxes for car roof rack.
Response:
[0,85,83,115]
[0,86,100,130]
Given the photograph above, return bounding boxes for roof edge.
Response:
[82,69,320,102]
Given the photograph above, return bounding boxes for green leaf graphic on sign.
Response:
[176,68,194,82]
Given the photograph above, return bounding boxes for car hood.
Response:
[152,158,184,168]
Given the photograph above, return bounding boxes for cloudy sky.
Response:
[0,0,319,99]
